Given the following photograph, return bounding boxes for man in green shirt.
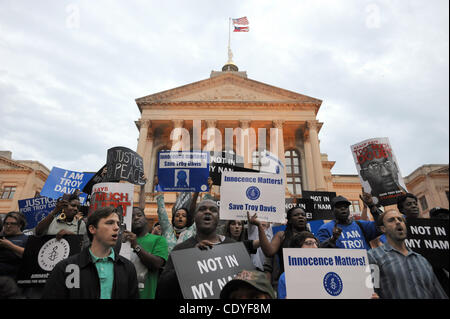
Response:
[42,206,139,299]
[123,207,168,299]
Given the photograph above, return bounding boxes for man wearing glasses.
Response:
[359,143,403,204]
[0,211,28,280]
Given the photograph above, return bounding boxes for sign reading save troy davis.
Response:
[283,248,374,299]
[171,242,254,299]
[157,151,210,192]
[220,171,285,223]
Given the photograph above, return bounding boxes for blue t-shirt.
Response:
[278,272,287,299]
[317,220,377,250]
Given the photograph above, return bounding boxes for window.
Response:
[285,149,302,195]
[419,196,428,211]
[252,151,262,171]
[349,200,361,214]
[1,186,16,199]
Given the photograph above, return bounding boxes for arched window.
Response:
[285,149,302,195]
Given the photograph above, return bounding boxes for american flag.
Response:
[233,26,249,32]
[232,16,249,25]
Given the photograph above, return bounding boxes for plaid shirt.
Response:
[368,242,448,299]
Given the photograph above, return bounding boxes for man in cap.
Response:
[317,195,381,250]
[220,269,275,299]
[429,207,449,220]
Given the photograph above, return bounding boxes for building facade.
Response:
[0,151,50,214]
[133,63,365,221]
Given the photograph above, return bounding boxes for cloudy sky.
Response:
[0,0,448,178]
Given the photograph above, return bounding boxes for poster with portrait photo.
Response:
[351,137,407,206]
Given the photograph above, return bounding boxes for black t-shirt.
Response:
[0,233,28,278]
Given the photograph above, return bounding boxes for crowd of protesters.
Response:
[0,172,448,300]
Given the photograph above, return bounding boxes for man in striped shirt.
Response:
[368,209,447,299]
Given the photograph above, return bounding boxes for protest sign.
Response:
[209,151,257,186]
[40,167,94,205]
[258,150,285,176]
[16,235,83,286]
[18,196,57,230]
[285,198,314,220]
[171,242,254,299]
[283,248,373,299]
[89,182,134,259]
[351,137,407,206]
[157,151,209,192]
[220,171,285,223]
[405,218,449,269]
[302,191,336,220]
[106,147,145,185]
[82,164,107,195]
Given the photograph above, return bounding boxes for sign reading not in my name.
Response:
[405,218,449,269]
[171,242,254,299]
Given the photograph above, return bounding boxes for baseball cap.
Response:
[331,196,351,208]
[220,269,276,299]
[429,207,449,218]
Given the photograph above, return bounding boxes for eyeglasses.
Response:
[4,222,19,227]
[302,240,318,247]
[361,161,394,173]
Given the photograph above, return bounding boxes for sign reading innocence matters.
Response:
[171,242,254,299]
[220,171,285,223]
[283,248,373,299]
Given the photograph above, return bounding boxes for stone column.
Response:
[136,119,150,157]
[143,125,154,194]
[271,120,287,189]
[303,126,316,191]
[204,120,219,152]
[171,120,188,151]
[307,121,326,191]
[240,120,252,168]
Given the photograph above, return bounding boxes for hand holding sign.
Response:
[359,187,375,208]
[247,211,261,227]
[332,223,343,242]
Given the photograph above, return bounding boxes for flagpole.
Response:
[228,17,231,53]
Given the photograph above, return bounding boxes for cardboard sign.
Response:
[351,137,407,206]
[82,164,107,195]
[220,171,285,223]
[106,147,145,185]
[18,196,57,230]
[302,191,337,220]
[157,151,210,192]
[209,151,257,186]
[171,242,255,299]
[258,150,285,176]
[40,167,94,204]
[405,218,449,269]
[283,248,373,299]
[89,182,134,259]
[16,235,83,286]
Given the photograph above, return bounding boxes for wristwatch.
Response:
[133,245,142,254]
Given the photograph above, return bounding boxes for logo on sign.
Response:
[246,186,261,200]
[38,238,71,271]
[323,272,343,296]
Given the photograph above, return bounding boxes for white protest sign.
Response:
[89,182,134,260]
[283,248,373,299]
[220,171,285,223]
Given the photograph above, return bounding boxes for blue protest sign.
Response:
[18,196,57,230]
[157,151,209,192]
[40,167,94,204]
